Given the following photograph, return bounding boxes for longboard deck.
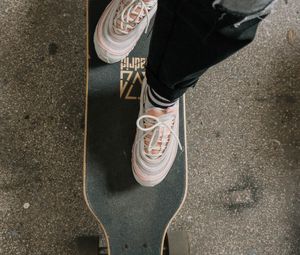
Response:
[84,1,188,254]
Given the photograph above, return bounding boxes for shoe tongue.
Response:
[123,0,148,17]
[143,106,176,157]
[146,107,175,118]
[146,108,166,117]
[113,0,144,34]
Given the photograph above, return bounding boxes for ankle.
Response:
[145,86,177,109]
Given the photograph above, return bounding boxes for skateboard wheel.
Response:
[166,231,190,255]
[76,236,108,255]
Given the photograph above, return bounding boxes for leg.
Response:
[146,0,274,101]
[130,0,275,187]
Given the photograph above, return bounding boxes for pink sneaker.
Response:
[132,79,182,187]
[94,0,157,63]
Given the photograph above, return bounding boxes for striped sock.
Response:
[145,86,176,109]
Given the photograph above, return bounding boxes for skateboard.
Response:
[82,0,188,254]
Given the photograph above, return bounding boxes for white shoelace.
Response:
[136,115,182,160]
[113,0,154,35]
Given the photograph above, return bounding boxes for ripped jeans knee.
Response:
[212,0,277,27]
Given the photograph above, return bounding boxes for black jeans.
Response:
[146,0,274,101]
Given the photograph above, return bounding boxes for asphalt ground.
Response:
[0,0,299,254]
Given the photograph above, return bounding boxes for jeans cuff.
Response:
[145,67,189,102]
